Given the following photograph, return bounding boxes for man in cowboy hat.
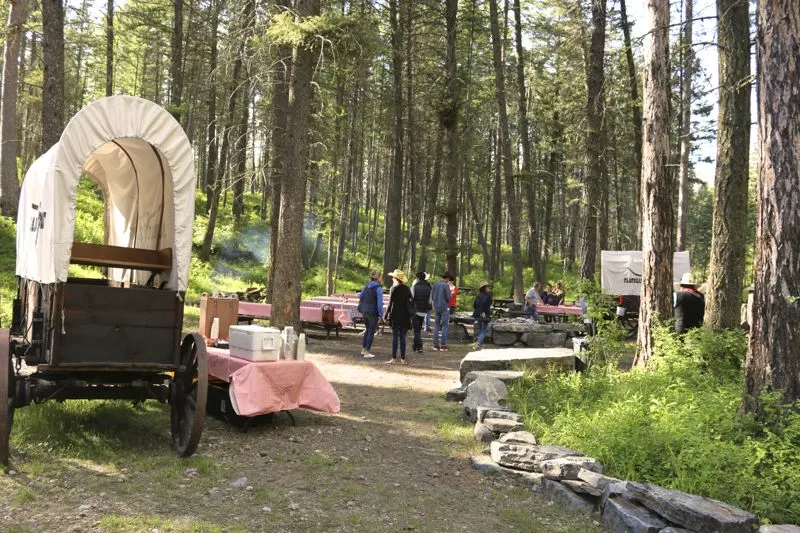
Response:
[674,272,705,334]
[430,272,453,351]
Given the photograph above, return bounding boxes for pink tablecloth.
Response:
[207,347,341,417]
[237,302,356,327]
[538,305,584,316]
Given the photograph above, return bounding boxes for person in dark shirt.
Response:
[472,281,493,349]
[385,269,413,364]
[410,271,433,354]
[674,273,705,334]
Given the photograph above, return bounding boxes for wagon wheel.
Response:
[171,333,208,457]
[0,329,14,466]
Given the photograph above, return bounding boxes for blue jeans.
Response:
[433,309,450,347]
[476,320,490,346]
[392,327,408,359]
[362,314,378,349]
[412,315,425,351]
[425,311,431,331]
[524,305,538,322]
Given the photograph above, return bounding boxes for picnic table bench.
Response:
[236,301,354,337]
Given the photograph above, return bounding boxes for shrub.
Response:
[509,326,800,524]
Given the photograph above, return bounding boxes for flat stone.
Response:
[541,479,597,516]
[600,481,630,511]
[603,496,668,533]
[463,370,526,386]
[521,331,568,348]
[626,481,757,533]
[493,322,554,333]
[463,376,507,422]
[460,347,575,382]
[498,431,537,446]
[448,323,471,343]
[478,408,523,423]
[492,330,520,346]
[577,468,620,491]
[490,442,584,472]
[757,527,800,533]
[470,453,545,487]
[562,480,603,497]
[659,529,695,533]
[541,457,603,480]
[473,422,495,444]
[445,387,466,402]
[483,418,524,434]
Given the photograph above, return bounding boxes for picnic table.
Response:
[206,347,340,420]
[237,301,357,336]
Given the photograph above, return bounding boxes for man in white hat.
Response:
[674,272,705,334]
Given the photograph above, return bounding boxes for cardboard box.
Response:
[199,295,239,340]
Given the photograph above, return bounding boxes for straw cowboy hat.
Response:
[388,269,408,283]
[479,281,491,290]
[679,272,697,287]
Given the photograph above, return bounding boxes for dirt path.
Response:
[0,332,601,532]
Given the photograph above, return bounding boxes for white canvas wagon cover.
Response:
[15,96,195,290]
[601,250,691,296]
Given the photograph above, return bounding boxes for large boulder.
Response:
[459,347,575,382]
[462,376,507,422]
[493,321,554,333]
[491,330,520,346]
[473,422,495,444]
[469,453,544,487]
[540,456,603,480]
[499,431,537,446]
[521,331,568,348]
[463,370,525,386]
[625,481,757,533]
[603,496,668,533]
[541,479,597,516]
[447,323,472,343]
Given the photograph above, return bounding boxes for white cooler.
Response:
[229,325,282,361]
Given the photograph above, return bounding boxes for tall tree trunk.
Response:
[676,0,693,251]
[271,0,320,330]
[266,0,292,302]
[489,0,523,301]
[619,0,643,248]
[635,0,672,367]
[232,0,255,224]
[539,104,561,283]
[170,0,183,122]
[106,0,113,96]
[383,0,404,280]
[42,0,64,152]
[704,0,750,330]
[513,0,537,273]
[0,0,26,217]
[579,0,606,281]
[443,0,460,276]
[417,130,442,273]
[204,0,219,212]
[490,128,502,281]
[743,0,800,410]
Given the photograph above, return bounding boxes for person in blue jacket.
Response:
[430,272,453,351]
[357,271,383,358]
[472,281,493,349]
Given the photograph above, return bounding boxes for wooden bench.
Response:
[70,242,172,272]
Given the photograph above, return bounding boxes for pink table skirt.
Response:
[207,347,341,417]
[537,305,584,316]
[237,302,356,327]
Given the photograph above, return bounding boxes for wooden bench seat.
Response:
[70,242,172,272]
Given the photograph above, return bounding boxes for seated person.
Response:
[541,283,553,305]
[551,281,566,306]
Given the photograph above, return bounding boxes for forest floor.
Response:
[0,330,602,533]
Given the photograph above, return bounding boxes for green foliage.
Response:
[509,326,800,524]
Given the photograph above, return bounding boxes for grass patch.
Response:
[509,325,800,524]
[13,487,37,505]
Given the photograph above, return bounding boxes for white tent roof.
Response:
[601,250,691,296]
[16,96,195,290]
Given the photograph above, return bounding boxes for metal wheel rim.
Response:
[171,333,208,457]
[0,329,14,466]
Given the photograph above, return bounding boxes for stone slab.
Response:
[462,376,507,422]
[469,453,544,487]
[463,370,526,387]
[603,496,669,533]
[474,422,495,444]
[541,479,597,516]
[492,330,520,346]
[478,408,523,424]
[445,387,467,402]
[483,417,525,434]
[541,456,603,480]
[757,527,800,533]
[493,322,555,333]
[460,347,575,382]
[577,468,620,491]
[562,480,603,497]
[498,431,537,446]
[626,481,757,533]
[522,331,568,348]
[490,441,584,472]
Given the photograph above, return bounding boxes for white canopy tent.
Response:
[601,250,691,296]
[16,96,195,291]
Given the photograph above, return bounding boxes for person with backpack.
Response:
[410,271,433,353]
[431,272,453,351]
[384,269,413,364]
[473,281,493,349]
[358,271,383,358]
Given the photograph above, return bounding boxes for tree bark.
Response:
[106,0,113,96]
[635,0,672,367]
[579,0,606,281]
[742,2,800,410]
[417,130,442,273]
[0,0,26,217]
[271,0,320,330]
[704,0,750,330]
[676,0,693,251]
[382,0,404,281]
[204,0,219,212]
[489,0,523,302]
[443,0,460,277]
[42,0,65,152]
[232,0,255,224]
[619,0,643,248]
[170,0,183,122]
